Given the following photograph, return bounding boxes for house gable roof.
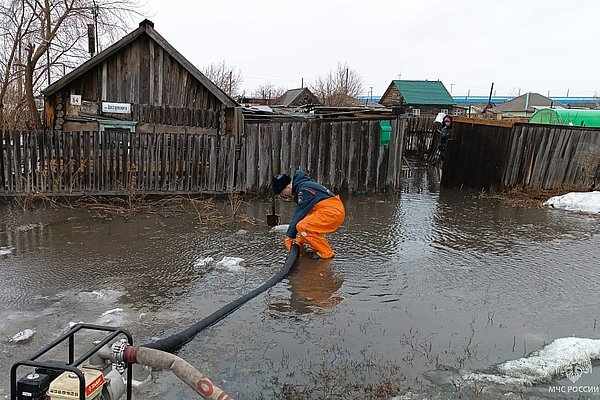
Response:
[381,80,456,105]
[273,88,320,107]
[495,92,561,113]
[42,19,238,108]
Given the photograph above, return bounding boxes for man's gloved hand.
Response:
[284,237,294,251]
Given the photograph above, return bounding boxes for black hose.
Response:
[143,244,300,353]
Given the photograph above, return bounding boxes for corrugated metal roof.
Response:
[393,80,456,105]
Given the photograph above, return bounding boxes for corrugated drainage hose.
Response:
[144,244,300,353]
[99,344,231,400]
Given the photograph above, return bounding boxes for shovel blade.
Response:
[266,213,280,227]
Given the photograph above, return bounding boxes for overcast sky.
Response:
[140,0,599,97]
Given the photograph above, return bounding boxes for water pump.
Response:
[11,324,133,400]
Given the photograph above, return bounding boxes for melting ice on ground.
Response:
[10,329,35,343]
[215,257,246,272]
[101,308,123,317]
[465,337,600,385]
[270,224,289,233]
[193,256,214,268]
[544,191,600,214]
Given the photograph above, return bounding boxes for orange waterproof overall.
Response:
[285,195,345,259]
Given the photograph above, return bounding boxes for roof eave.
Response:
[42,23,148,96]
[42,21,238,109]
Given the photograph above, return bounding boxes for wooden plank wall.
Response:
[131,104,218,128]
[502,124,600,188]
[242,118,405,193]
[0,130,236,196]
[441,121,600,190]
[403,116,436,161]
[0,117,407,196]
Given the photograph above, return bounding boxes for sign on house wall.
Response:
[70,95,82,106]
[102,102,131,114]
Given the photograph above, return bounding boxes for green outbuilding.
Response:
[529,109,600,128]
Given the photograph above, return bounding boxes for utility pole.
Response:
[345,68,349,94]
[450,83,455,95]
[47,44,50,85]
[92,0,99,54]
[301,77,304,88]
[482,82,494,113]
[369,86,373,103]
[228,71,232,95]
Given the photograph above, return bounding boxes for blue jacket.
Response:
[286,170,335,238]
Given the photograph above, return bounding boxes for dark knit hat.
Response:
[271,173,291,194]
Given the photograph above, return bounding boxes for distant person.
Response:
[438,115,453,161]
[271,171,345,259]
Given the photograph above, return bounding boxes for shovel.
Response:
[266,196,280,227]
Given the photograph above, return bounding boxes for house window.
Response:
[440,109,448,115]
[412,109,421,116]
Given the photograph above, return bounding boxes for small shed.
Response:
[379,80,456,116]
[273,88,321,108]
[42,19,239,134]
[529,109,600,128]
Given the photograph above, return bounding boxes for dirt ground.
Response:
[477,185,592,208]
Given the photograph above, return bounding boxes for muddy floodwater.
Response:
[1,168,600,399]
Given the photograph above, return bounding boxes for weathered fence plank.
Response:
[443,121,600,190]
[1,116,416,197]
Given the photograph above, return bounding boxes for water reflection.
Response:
[288,258,343,314]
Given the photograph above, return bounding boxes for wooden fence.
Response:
[403,116,437,161]
[0,117,406,196]
[441,120,600,190]
[244,118,405,193]
[0,129,237,195]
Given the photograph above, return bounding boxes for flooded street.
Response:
[1,168,600,399]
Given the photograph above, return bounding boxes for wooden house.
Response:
[42,19,239,134]
[379,80,456,116]
[494,92,563,118]
[272,88,321,108]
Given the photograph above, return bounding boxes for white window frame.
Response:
[440,109,449,115]
[412,108,421,116]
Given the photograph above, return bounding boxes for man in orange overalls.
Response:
[271,170,345,259]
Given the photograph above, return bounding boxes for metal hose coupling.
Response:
[110,339,130,373]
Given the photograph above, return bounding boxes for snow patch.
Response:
[465,337,600,385]
[10,329,35,343]
[193,257,214,268]
[78,289,123,302]
[235,229,248,235]
[0,247,12,256]
[215,257,246,272]
[101,308,123,317]
[463,372,532,386]
[544,191,600,214]
[270,224,289,233]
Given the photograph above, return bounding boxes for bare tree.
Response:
[310,62,363,107]
[202,61,242,97]
[0,0,142,129]
[252,83,285,104]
